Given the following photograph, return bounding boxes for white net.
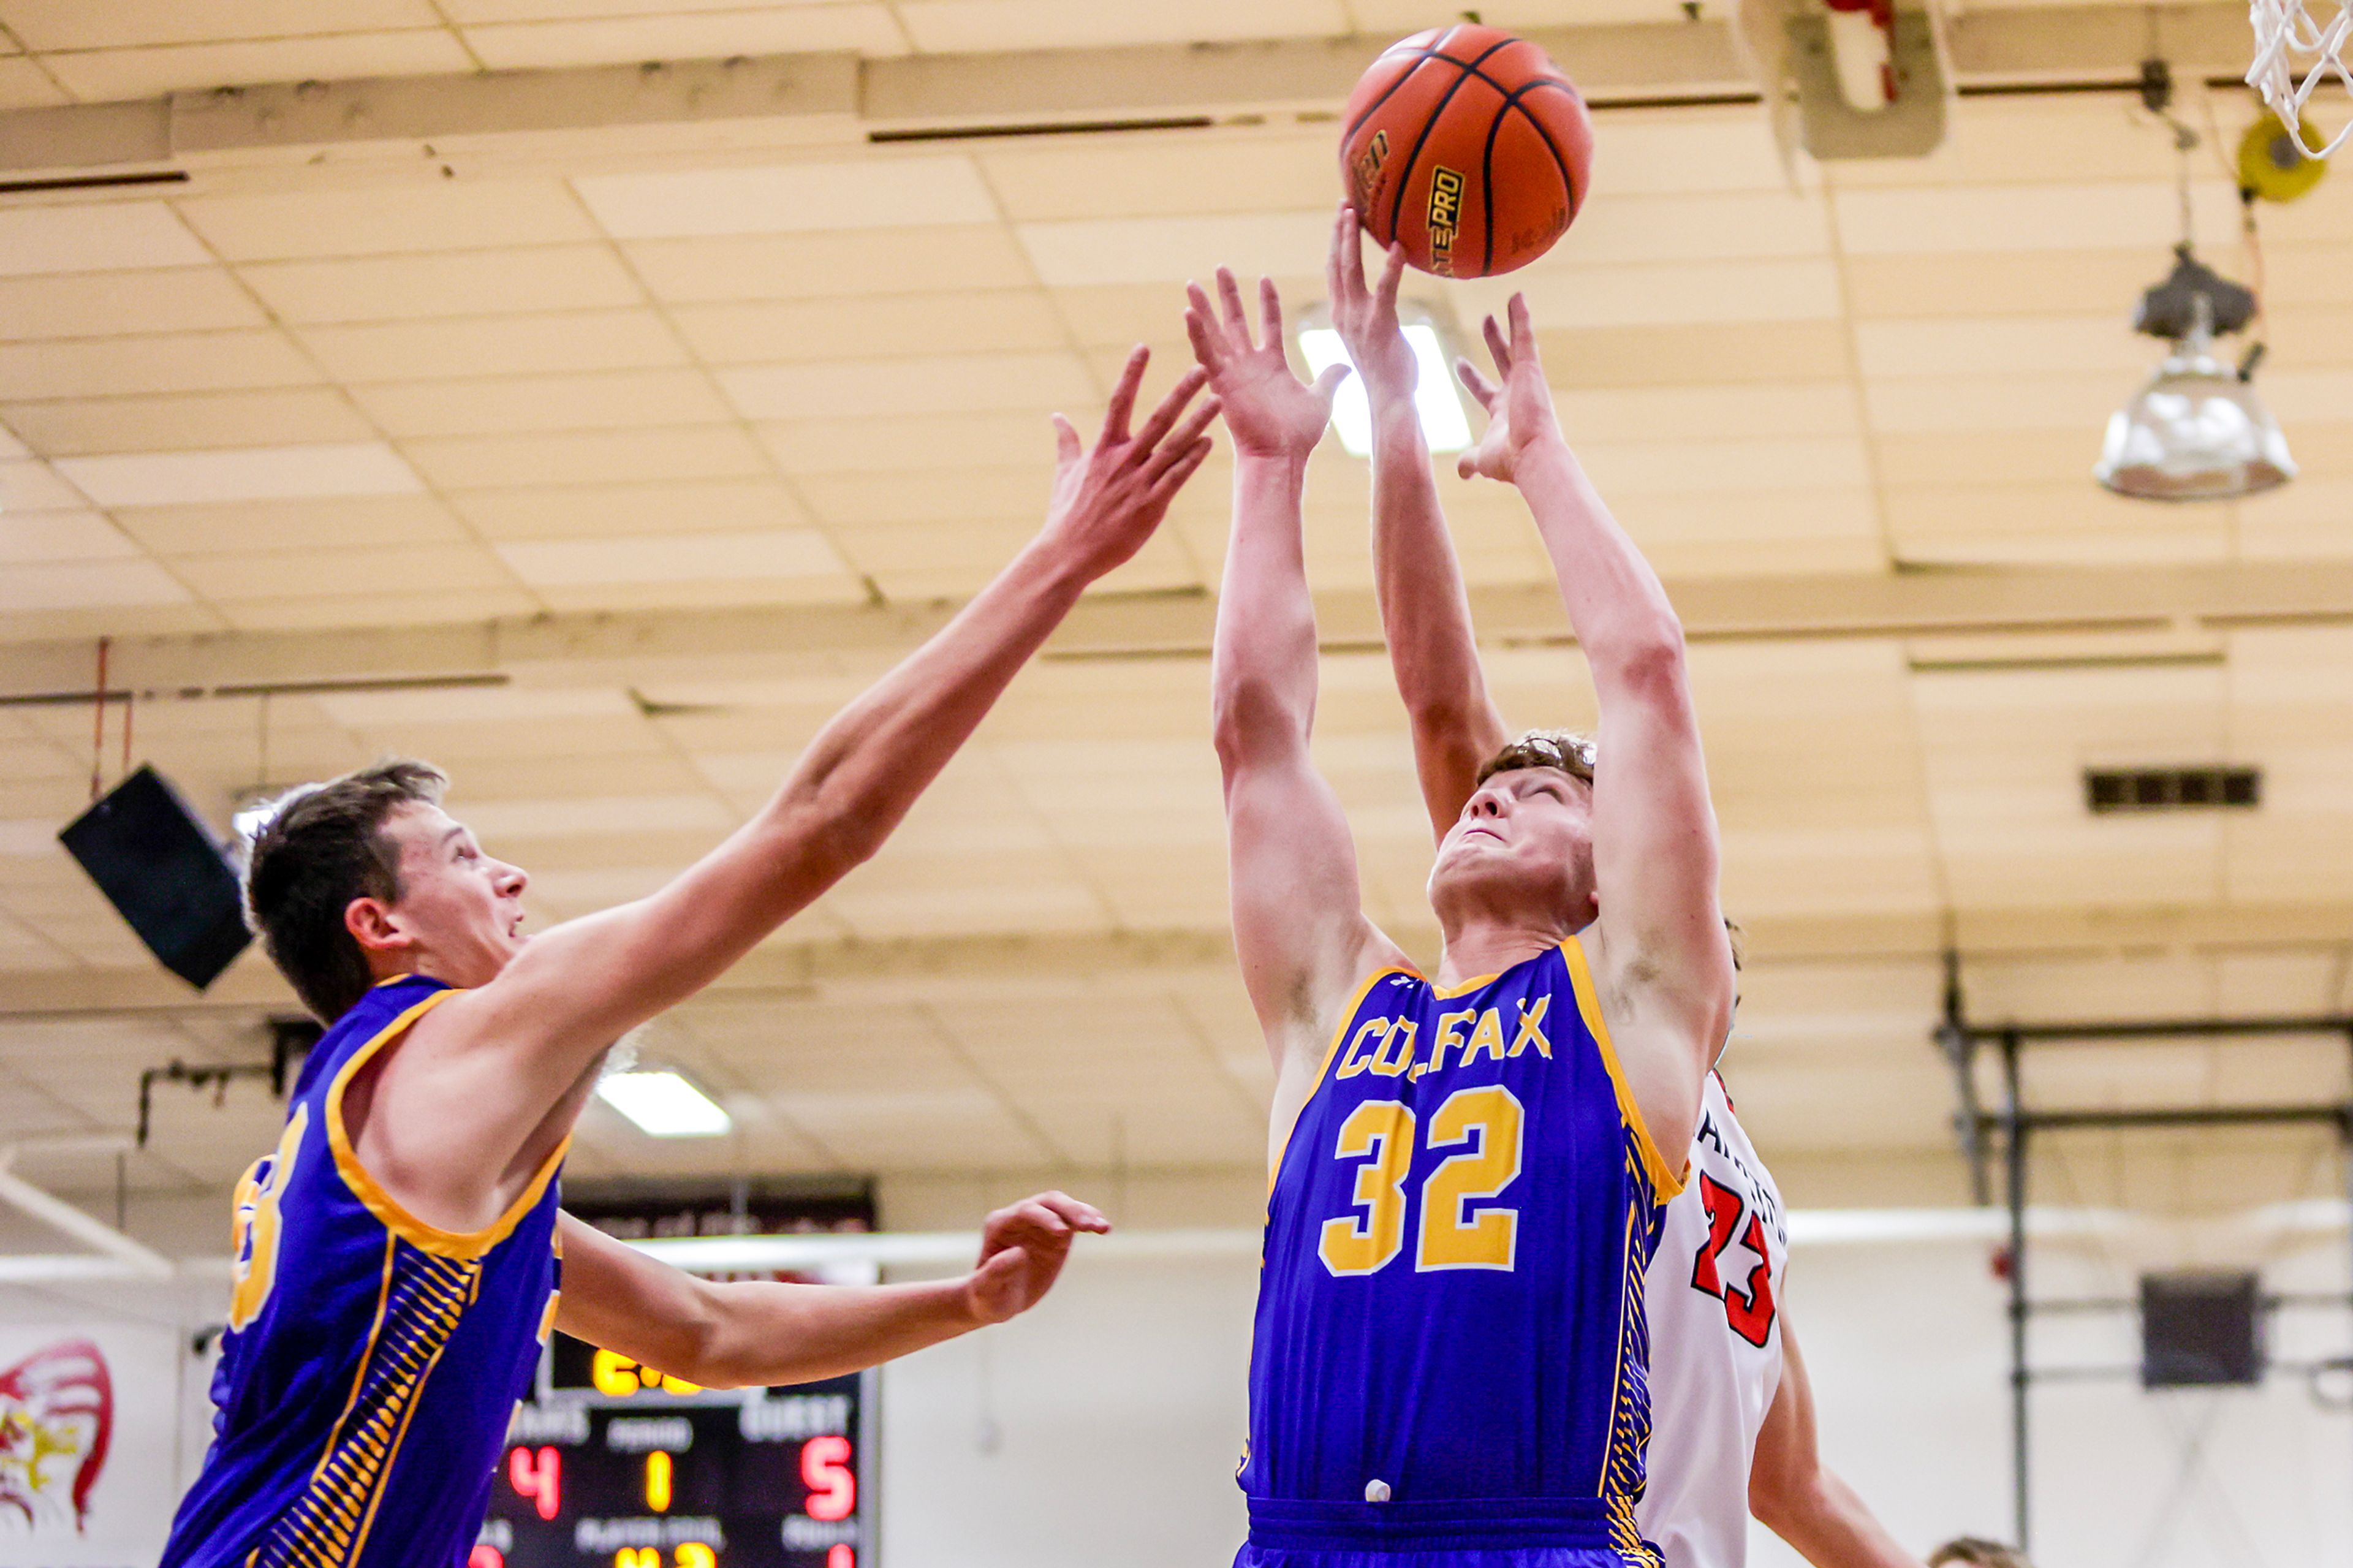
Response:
[2248,0,2353,157]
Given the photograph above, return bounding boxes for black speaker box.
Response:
[58,765,252,990]
[2141,1270,2263,1387]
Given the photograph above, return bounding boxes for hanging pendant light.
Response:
[2095,292,2295,501]
[2095,66,2295,502]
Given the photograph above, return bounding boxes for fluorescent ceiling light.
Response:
[597,1070,732,1138]
[1297,322,1474,458]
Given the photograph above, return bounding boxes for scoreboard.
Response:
[474,1337,873,1568]
[476,1184,879,1568]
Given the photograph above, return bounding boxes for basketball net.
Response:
[2248,0,2353,157]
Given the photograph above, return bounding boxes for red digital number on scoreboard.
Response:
[507,1445,561,1520]
[802,1435,855,1522]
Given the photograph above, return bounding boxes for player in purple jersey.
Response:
[1188,245,1733,1568]
[162,350,1218,1568]
[1328,208,1925,1568]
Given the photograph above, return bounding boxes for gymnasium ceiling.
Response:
[3,0,2353,1217]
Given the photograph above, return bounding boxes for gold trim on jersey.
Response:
[1267,964,1420,1194]
[1563,934,1686,1202]
[325,987,572,1261]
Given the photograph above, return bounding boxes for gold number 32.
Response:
[1317,1086,1525,1276]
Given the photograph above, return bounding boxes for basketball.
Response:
[1339,25,1594,279]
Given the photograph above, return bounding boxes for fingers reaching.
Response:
[1051,412,1082,468]
[1508,292,1536,362]
[1029,1190,1112,1233]
[1257,276,1284,354]
[1456,356,1499,411]
[1145,396,1221,480]
[1310,362,1352,407]
[1132,364,1210,454]
[1183,286,1222,373]
[1482,314,1514,379]
[1214,267,1249,343]
[1101,344,1149,443]
[1375,242,1405,316]
[1146,437,1213,508]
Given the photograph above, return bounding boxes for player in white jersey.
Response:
[1641,1069,1918,1568]
[1325,206,1925,1568]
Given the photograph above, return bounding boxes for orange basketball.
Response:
[1339,25,1594,279]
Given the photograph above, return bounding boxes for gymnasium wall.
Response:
[12,1178,2352,1567]
[871,1173,2353,1568]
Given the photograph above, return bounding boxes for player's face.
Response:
[1427,766,1598,931]
[374,801,532,985]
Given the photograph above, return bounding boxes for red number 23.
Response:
[1689,1172,1776,1348]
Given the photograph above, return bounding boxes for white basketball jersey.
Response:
[1637,1072,1789,1568]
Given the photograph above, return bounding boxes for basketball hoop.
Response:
[2247,0,2353,157]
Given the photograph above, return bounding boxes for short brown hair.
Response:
[1474,729,1596,789]
[1929,1540,2029,1568]
[243,760,446,1023]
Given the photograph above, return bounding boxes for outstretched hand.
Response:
[1185,268,1350,461]
[1040,348,1219,581]
[1455,294,1564,485]
[961,1191,1111,1325]
[1327,203,1418,411]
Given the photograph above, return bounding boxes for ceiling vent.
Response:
[2085,765,2260,814]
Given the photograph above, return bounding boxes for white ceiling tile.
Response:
[0,58,70,110]
[55,442,422,506]
[625,225,1036,301]
[0,330,316,399]
[177,180,601,262]
[575,156,997,240]
[39,29,474,102]
[401,426,767,489]
[0,202,210,276]
[1015,210,1330,286]
[1832,179,2245,257]
[0,458,91,512]
[316,686,637,727]
[457,792,735,838]
[4,387,376,456]
[1855,316,2148,379]
[0,559,191,610]
[296,310,685,382]
[169,542,514,600]
[1458,258,1844,328]
[894,0,1345,51]
[350,369,732,439]
[0,267,260,338]
[718,350,1092,420]
[496,528,849,586]
[0,0,441,50]
[669,290,1065,365]
[112,494,466,554]
[0,510,136,564]
[236,246,645,325]
[451,479,811,540]
[463,6,908,67]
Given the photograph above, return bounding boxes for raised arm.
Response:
[1188,268,1406,1105]
[555,1193,1108,1389]
[378,355,1216,1205]
[1457,296,1731,1154]
[1749,1319,1929,1568]
[1327,203,1508,840]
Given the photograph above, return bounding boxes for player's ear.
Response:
[345,896,411,955]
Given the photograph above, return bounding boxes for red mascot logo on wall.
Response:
[0,1339,112,1531]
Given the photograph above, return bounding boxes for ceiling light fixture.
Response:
[1296,314,1474,458]
[596,1070,732,1138]
[2096,63,2295,502]
[2094,254,2295,501]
